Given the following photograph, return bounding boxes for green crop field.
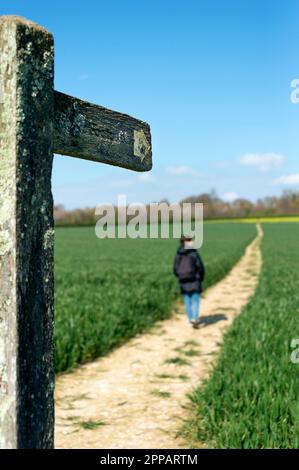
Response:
[54,222,255,373]
[184,223,299,448]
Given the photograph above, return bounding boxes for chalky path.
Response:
[55,225,263,449]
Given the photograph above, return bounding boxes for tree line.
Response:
[54,190,299,226]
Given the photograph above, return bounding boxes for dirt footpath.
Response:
[55,225,263,449]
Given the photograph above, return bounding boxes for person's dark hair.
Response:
[180,234,193,244]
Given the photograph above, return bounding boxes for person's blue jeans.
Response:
[183,292,200,323]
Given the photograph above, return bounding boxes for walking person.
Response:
[173,235,205,328]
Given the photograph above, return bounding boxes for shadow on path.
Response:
[199,313,228,327]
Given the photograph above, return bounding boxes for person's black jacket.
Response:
[173,246,205,294]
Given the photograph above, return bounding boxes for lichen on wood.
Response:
[0,15,55,449]
[53,91,152,171]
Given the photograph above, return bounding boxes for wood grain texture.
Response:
[53,91,152,172]
[0,15,54,449]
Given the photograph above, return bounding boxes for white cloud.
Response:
[221,192,239,202]
[138,173,155,182]
[167,166,200,176]
[239,153,285,171]
[273,173,299,185]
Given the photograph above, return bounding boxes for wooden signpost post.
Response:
[0,15,152,449]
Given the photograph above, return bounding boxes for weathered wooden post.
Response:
[0,16,151,449]
[0,16,55,449]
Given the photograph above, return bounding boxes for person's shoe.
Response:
[192,318,200,328]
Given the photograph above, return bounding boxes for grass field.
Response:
[184,223,299,448]
[54,222,256,372]
[207,216,299,223]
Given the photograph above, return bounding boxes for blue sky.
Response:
[2,0,299,208]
